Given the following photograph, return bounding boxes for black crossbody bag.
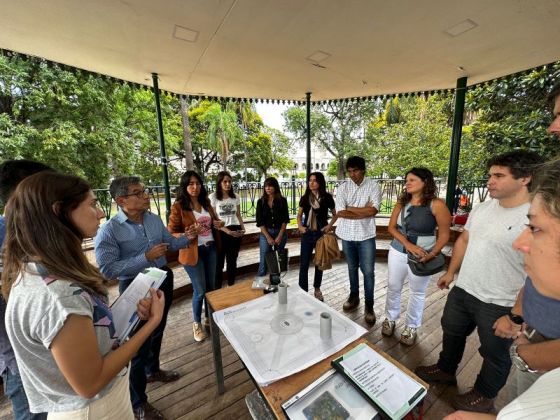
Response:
[400,205,445,276]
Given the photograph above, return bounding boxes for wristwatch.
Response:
[508,311,524,325]
[509,344,537,373]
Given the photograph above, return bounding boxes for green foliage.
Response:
[366,96,455,177]
[467,64,560,160]
[0,52,183,188]
[2,51,559,191]
[199,102,243,171]
[283,101,381,179]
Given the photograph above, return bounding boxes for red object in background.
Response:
[453,213,469,226]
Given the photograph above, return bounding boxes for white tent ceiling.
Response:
[1,0,559,101]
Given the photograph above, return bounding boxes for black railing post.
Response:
[152,73,172,223]
[306,92,312,180]
[291,176,296,214]
[446,76,468,212]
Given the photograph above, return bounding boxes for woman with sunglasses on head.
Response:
[3,172,164,419]
[255,177,290,279]
[382,167,451,345]
[297,172,336,301]
[168,171,223,342]
[210,171,245,288]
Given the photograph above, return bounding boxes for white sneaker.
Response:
[381,318,396,336]
[400,326,417,346]
[193,322,207,342]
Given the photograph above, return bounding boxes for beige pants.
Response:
[48,372,133,420]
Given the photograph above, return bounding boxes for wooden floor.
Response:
[0,258,518,420]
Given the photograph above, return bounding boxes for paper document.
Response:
[213,287,367,385]
[334,343,426,419]
[110,267,167,344]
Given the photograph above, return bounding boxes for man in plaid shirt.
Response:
[335,156,381,324]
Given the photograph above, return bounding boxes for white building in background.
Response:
[284,142,333,181]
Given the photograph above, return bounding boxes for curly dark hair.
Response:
[176,170,210,211]
[398,167,437,206]
[486,150,543,188]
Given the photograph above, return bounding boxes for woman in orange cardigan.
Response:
[168,171,222,342]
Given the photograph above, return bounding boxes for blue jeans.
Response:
[341,238,376,305]
[184,244,217,323]
[2,369,47,420]
[438,286,512,399]
[119,266,174,409]
[298,230,324,291]
[257,227,287,276]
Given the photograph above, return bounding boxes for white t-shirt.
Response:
[193,208,214,246]
[498,368,560,419]
[6,263,120,413]
[455,199,528,306]
[334,178,381,241]
[210,193,240,227]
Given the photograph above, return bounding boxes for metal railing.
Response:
[93,179,488,221]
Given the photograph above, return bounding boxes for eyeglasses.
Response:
[121,187,151,198]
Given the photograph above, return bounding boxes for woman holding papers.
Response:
[2,172,164,419]
[168,170,223,342]
[382,167,451,345]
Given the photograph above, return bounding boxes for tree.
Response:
[466,64,560,160]
[199,102,243,171]
[365,95,488,180]
[283,101,381,179]
[0,52,184,188]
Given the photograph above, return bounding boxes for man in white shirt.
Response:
[414,150,543,413]
[335,156,381,324]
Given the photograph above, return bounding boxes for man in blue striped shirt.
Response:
[95,176,192,420]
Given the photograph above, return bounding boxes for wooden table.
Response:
[206,281,428,419]
[206,281,264,394]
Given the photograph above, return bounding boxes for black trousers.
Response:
[215,225,242,288]
[437,286,512,399]
[119,266,174,408]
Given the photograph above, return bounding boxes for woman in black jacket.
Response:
[255,177,290,277]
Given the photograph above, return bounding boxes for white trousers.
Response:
[48,370,133,420]
[385,247,431,328]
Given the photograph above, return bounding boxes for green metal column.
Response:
[306,92,311,180]
[446,77,467,212]
[152,73,172,223]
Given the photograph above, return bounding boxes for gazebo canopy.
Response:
[1,0,559,101]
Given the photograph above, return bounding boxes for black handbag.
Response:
[400,205,445,276]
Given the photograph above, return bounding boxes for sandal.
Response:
[314,289,324,302]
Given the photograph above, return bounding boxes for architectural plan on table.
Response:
[213,287,367,385]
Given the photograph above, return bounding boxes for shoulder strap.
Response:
[400,204,408,236]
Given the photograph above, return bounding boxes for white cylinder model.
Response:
[278,283,288,305]
[320,312,332,339]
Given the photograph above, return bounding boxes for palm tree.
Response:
[200,103,243,171]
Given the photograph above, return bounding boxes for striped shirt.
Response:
[498,368,560,419]
[335,178,381,241]
[94,209,188,281]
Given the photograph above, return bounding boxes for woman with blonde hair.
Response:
[3,172,163,419]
